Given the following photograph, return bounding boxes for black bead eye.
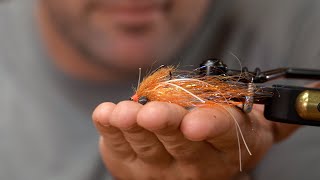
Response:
[138,96,148,105]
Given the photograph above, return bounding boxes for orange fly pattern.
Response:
[131,66,259,109]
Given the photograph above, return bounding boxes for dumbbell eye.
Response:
[138,96,148,105]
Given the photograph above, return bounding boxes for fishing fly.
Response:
[131,59,272,111]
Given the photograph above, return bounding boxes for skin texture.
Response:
[92,102,300,179]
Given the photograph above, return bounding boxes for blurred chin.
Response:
[95,37,175,70]
[85,18,178,70]
[86,11,176,70]
[106,41,159,68]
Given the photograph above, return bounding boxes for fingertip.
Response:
[181,116,212,141]
[109,101,142,129]
[92,102,116,126]
[137,102,169,130]
[137,102,187,131]
[181,108,233,141]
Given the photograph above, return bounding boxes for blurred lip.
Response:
[94,1,170,25]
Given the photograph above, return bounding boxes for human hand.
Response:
[92,101,299,180]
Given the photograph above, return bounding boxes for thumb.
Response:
[181,105,254,152]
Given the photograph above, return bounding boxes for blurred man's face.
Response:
[41,0,210,70]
